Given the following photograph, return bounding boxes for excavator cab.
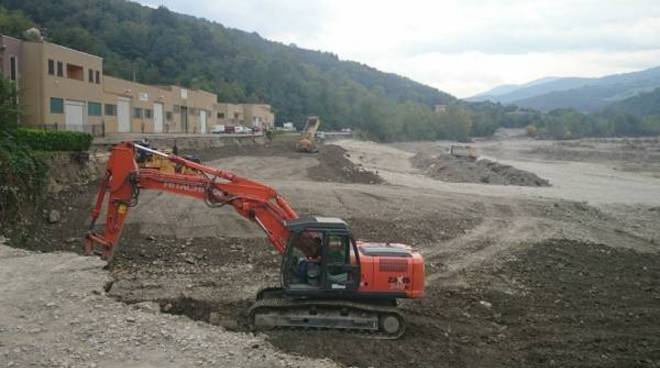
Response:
[281,216,360,296]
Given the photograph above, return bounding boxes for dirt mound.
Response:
[268,239,660,368]
[308,145,383,184]
[182,139,383,185]
[412,152,550,187]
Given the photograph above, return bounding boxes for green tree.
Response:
[437,106,472,141]
[0,6,33,37]
[0,77,19,132]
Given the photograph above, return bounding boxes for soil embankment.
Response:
[269,239,660,368]
[412,152,550,187]
[308,145,383,184]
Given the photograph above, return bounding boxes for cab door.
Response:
[321,233,360,292]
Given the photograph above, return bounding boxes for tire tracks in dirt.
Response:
[424,201,539,284]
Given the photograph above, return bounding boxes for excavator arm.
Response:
[85,141,424,338]
[85,142,302,260]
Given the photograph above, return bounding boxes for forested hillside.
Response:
[605,88,660,118]
[3,1,658,142]
[526,87,660,140]
[0,0,461,140]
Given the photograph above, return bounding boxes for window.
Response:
[133,108,143,119]
[88,102,102,116]
[95,70,100,84]
[173,105,180,113]
[104,104,117,116]
[283,232,319,287]
[50,98,64,114]
[9,56,17,81]
[233,112,240,119]
[56,61,63,77]
[144,109,152,119]
[48,59,55,75]
[327,235,349,264]
[166,111,173,121]
[217,112,225,119]
[66,64,83,81]
[88,69,94,83]
[326,234,350,283]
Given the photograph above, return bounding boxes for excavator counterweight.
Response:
[85,142,424,338]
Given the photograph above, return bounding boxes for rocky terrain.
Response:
[0,240,336,368]
[411,152,550,186]
[2,135,660,367]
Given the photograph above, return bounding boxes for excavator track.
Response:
[248,288,406,339]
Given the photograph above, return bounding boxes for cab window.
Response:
[326,234,348,265]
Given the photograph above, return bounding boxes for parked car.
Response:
[282,122,296,131]
[211,125,225,134]
[234,126,253,134]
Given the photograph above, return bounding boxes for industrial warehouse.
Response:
[0,32,274,136]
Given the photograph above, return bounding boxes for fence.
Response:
[37,122,105,137]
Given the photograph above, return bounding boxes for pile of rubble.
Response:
[412,153,550,187]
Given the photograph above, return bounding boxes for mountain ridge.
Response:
[468,66,660,112]
[467,76,560,100]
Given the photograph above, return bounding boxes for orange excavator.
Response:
[85,142,424,338]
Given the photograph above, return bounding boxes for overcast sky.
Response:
[138,0,660,98]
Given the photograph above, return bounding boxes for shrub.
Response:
[0,78,19,132]
[13,128,92,151]
[0,132,47,223]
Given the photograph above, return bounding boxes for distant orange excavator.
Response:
[296,116,321,153]
[85,142,424,338]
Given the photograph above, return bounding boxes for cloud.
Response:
[137,0,660,97]
[140,0,332,43]
[374,49,660,97]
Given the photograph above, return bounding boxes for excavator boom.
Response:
[85,142,300,259]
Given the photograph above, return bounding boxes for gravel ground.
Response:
[0,241,337,368]
[3,136,660,367]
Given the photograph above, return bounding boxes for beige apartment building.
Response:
[215,102,275,130]
[243,104,275,130]
[1,33,275,136]
[21,37,106,134]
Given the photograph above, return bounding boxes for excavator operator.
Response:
[296,237,322,286]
